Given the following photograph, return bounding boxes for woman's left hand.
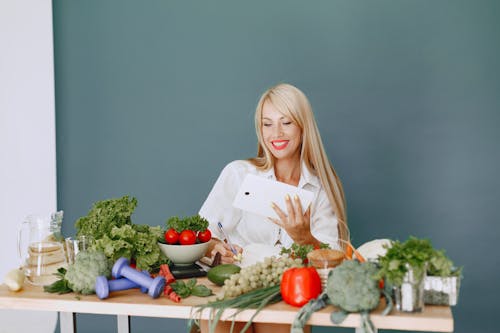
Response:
[269,194,314,244]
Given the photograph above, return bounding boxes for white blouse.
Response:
[199,160,339,249]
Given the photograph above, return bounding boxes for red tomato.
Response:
[197,229,212,243]
[179,230,197,245]
[164,228,179,245]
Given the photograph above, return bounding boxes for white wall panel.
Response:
[0,0,57,331]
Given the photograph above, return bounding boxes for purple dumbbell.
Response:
[112,257,165,298]
[95,271,149,300]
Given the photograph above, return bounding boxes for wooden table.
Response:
[0,279,454,333]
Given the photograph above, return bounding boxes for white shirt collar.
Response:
[261,160,320,188]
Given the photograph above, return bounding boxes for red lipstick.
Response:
[271,140,289,150]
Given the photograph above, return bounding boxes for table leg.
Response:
[117,314,130,333]
[60,312,76,333]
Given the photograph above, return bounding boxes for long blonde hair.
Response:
[248,83,349,246]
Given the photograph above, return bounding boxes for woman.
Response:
[198,83,348,332]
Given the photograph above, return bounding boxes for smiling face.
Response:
[261,101,302,162]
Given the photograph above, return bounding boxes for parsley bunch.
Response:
[280,242,330,262]
[376,236,459,286]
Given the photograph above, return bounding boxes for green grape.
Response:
[221,255,303,298]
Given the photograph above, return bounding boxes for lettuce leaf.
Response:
[166,215,209,233]
[75,196,137,239]
[92,224,166,271]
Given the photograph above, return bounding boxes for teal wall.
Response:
[53,1,499,332]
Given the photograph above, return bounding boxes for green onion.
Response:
[190,285,282,333]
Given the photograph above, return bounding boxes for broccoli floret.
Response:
[65,250,111,294]
[328,260,380,312]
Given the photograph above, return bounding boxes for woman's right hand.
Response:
[211,240,243,264]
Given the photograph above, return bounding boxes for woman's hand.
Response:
[210,240,243,264]
[269,194,318,246]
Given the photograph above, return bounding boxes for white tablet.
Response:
[232,174,314,219]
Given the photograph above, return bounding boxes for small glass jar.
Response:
[393,263,427,312]
[65,235,94,264]
[307,249,345,291]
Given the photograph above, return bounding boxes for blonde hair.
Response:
[249,83,349,246]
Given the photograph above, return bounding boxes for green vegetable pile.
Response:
[376,236,460,287]
[75,195,168,271]
[165,215,209,233]
[44,250,111,295]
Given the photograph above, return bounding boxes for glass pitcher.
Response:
[18,211,67,285]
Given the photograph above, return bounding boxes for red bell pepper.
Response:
[280,267,322,307]
[164,284,173,296]
[168,291,181,303]
[159,264,176,284]
[163,284,181,302]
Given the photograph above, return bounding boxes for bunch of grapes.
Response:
[222,255,303,298]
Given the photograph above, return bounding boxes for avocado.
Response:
[207,264,241,286]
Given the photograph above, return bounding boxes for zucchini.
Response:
[207,264,241,286]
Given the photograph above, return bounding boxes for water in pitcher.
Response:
[25,239,67,285]
[19,212,68,285]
